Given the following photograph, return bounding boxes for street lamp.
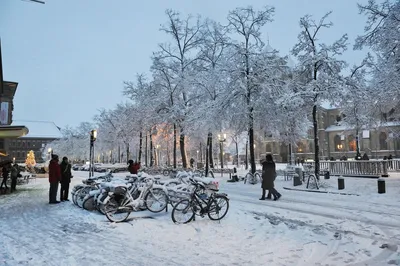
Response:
[218,133,226,176]
[196,150,199,162]
[89,129,97,177]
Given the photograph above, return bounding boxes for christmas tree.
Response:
[25,150,36,169]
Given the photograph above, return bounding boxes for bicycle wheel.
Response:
[254,172,261,183]
[72,186,84,205]
[171,199,195,224]
[244,173,253,184]
[208,195,229,221]
[144,189,168,213]
[76,187,91,208]
[82,195,96,211]
[162,169,170,176]
[104,195,131,223]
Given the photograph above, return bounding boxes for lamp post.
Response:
[196,150,199,162]
[89,129,97,177]
[218,133,226,176]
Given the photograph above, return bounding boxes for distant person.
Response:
[0,163,11,191]
[60,157,72,201]
[10,163,21,192]
[388,154,393,168]
[128,160,140,175]
[190,158,195,168]
[260,154,281,201]
[48,154,61,204]
[362,153,369,160]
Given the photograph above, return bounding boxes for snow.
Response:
[11,120,62,139]
[1,169,400,265]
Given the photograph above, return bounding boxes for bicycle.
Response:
[103,177,168,223]
[243,171,261,184]
[171,178,229,224]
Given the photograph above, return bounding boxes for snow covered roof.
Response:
[320,100,339,110]
[11,120,62,139]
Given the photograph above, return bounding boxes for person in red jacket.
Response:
[127,160,141,175]
[48,154,61,204]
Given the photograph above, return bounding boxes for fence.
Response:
[308,159,400,177]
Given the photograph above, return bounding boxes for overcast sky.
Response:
[0,0,375,128]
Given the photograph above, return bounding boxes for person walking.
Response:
[260,154,281,201]
[0,163,11,191]
[10,163,20,192]
[48,154,61,204]
[60,157,72,201]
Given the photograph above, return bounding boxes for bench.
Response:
[283,166,298,181]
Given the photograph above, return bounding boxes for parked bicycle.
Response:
[171,178,229,224]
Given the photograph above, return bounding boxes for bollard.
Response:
[293,174,302,186]
[338,176,345,190]
[324,171,330,179]
[378,178,386,194]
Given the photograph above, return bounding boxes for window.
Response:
[334,135,342,151]
[348,135,356,151]
[265,143,272,152]
[296,142,305,153]
[379,132,388,150]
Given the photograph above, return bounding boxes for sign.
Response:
[0,102,9,125]
[362,130,370,139]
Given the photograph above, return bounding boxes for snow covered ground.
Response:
[1,169,400,266]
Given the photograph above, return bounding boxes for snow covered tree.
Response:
[355,0,400,138]
[151,9,205,168]
[25,150,36,170]
[341,56,377,158]
[292,12,348,178]
[225,6,276,174]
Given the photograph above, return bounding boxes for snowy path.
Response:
[0,172,399,266]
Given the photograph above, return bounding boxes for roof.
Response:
[320,100,339,110]
[11,120,62,139]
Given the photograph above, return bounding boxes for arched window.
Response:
[334,135,342,151]
[348,135,356,151]
[379,132,388,150]
[265,143,272,153]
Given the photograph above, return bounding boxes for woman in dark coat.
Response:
[260,154,281,201]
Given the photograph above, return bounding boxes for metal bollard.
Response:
[338,176,345,190]
[378,178,386,194]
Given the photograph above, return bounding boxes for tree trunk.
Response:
[118,145,121,163]
[150,130,153,167]
[356,128,361,158]
[126,143,130,163]
[208,132,214,168]
[145,133,148,167]
[180,127,187,168]
[235,140,239,168]
[173,123,177,169]
[138,131,143,162]
[205,135,210,176]
[245,140,248,170]
[312,104,320,179]
[249,125,256,174]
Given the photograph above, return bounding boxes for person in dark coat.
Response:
[0,163,11,191]
[260,154,281,201]
[10,163,21,192]
[60,157,72,201]
[48,154,61,204]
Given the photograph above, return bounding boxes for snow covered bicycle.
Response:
[171,178,229,224]
[103,177,168,223]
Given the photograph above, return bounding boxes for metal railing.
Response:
[308,159,400,177]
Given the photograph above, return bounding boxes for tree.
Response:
[292,12,348,178]
[151,9,205,168]
[225,6,276,174]
[341,56,376,158]
[25,150,36,170]
[355,0,400,138]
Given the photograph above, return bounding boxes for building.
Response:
[257,102,400,162]
[6,120,62,163]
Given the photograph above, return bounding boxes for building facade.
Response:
[255,104,400,162]
[5,120,62,163]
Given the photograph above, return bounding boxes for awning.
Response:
[0,125,29,138]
